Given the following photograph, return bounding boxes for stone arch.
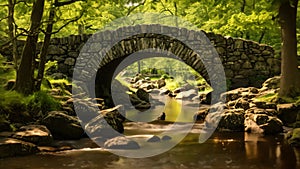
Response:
[73,24,226,106]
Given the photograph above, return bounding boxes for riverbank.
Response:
[0,75,300,158]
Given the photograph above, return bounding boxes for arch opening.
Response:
[94,33,212,108]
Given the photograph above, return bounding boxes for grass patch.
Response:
[0,88,27,114]
[48,78,71,85]
[0,87,61,121]
[0,54,16,86]
[255,93,278,102]
[277,95,300,104]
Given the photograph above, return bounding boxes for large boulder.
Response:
[260,117,283,134]
[220,87,259,102]
[245,108,278,116]
[200,91,212,105]
[228,98,250,110]
[0,138,39,158]
[0,119,12,132]
[131,76,142,84]
[159,88,171,95]
[193,108,208,122]
[220,89,243,102]
[217,109,245,131]
[147,135,161,142]
[156,79,166,88]
[260,76,280,91]
[104,136,140,149]
[85,106,125,141]
[277,103,300,125]
[245,113,283,134]
[205,107,245,131]
[41,111,84,139]
[136,88,150,103]
[287,128,300,147]
[176,89,198,100]
[251,100,277,109]
[139,83,155,90]
[12,125,53,146]
[129,93,151,110]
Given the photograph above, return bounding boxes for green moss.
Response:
[255,92,300,104]
[255,93,278,102]
[165,78,181,91]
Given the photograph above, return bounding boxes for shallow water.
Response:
[1,98,299,169]
[1,125,299,169]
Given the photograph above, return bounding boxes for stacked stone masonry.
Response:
[0,24,280,89]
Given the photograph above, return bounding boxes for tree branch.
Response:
[159,0,174,15]
[126,0,146,16]
[0,16,9,22]
[15,0,31,7]
[54,0,86,7]
[0,32,26,49]
[51,11,84,34]
[16,27,29,34]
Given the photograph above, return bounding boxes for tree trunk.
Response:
[138,60,141,73]
[258,28,266,43]
[7,0,19,70]
[278,0,300,97]
[15,0,45,95]
[35,4,55,91]
[241,0,246,13]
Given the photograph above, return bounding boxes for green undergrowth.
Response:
[26,91,61,116]
[0,57,65,126]
[0,89,27,114]
[0,88,61,117]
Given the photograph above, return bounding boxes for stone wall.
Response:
[0,25,281,89]
[205,32,281,88]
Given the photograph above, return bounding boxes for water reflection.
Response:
[1,132,299,169]
[244,133,297,168]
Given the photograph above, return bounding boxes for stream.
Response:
[0,123,299,169]
[1,97,300,169]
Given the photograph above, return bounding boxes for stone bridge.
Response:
[1,24,281,96]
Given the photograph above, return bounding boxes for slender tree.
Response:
[278,0,300,97]
[7,0,18,70]
[15,0,45,95]
[35,1,55,91]
[36,0,85,91]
